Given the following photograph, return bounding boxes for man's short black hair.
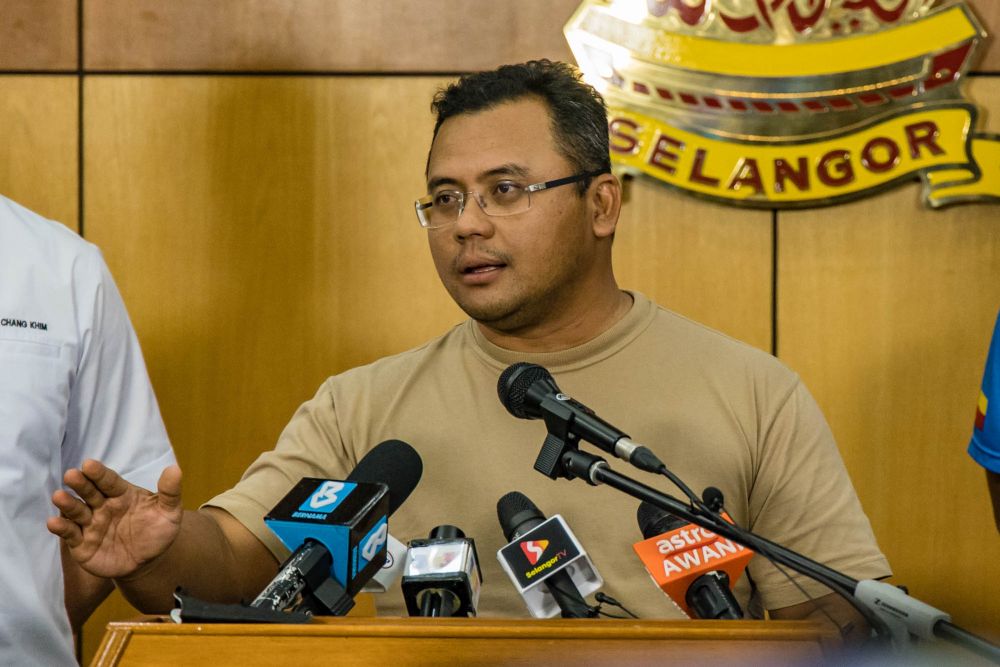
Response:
[429,60,611,191]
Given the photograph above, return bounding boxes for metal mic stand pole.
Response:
[555,447,1000,664]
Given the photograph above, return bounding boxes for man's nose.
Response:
[453,192,494,240]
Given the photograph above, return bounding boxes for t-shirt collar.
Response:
[467,290,656,373]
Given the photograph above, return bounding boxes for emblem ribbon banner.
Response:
[609,104,1000,207]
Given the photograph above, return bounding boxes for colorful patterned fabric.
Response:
[969,311,1000,473]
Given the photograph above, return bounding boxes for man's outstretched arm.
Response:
[48,459,278,613]
[61,543,113,632]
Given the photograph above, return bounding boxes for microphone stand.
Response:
[170,539,354,624]
[251,539,355,617]
[544,439,1000,664]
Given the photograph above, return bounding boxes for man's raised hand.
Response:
[47,460,184,580]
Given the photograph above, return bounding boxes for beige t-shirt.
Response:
[207,292,890,618]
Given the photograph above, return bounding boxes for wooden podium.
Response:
[92,617,838,666]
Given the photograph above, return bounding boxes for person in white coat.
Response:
[0,194,176,665]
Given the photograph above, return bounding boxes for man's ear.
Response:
[589,172,622,239]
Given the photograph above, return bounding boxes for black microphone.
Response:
[636,501,746,620]
[401,525,482,617]
[497,362,664,474]
[496,492,601,619]
[253,439,423,615]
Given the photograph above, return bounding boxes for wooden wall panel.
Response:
[0,0,76,71]
[776,79,1000,640]
[615,179,772,351]
[968,0,1000,73]
[0,76,77,229]
[79,0,1000,74]
[83,0,578,72]
[84,75,462,502]
[81,75,463,658]
[56,0,1000,658]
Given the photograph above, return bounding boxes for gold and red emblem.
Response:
[565,0,998,207]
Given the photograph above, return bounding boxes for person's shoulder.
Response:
[646,300,796,380]
[0,195,104,270]
[648,302,774,358]
[1,195,88,247]
[321,322,470,392]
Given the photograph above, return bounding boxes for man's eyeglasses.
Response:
[414,170,605,229]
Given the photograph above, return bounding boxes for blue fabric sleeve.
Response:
[969,310,1000,473]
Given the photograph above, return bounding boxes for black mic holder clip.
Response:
[533,397,580,480]
[168,575,353,625]
[534,432,576,481]
[169,539,356,623]
[249,539,355,618]
[534,397,613,485]
[169,588,312,624]
[297,574,355,617]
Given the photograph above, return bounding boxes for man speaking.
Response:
[49,60,889,638]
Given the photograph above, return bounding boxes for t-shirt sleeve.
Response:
[204,379,358,560]
[61,246,175,492]
[968,311,1000,473]
[747,378,892,611]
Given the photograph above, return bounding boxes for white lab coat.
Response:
[0,195,175,665]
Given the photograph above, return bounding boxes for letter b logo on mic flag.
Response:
[520,540,549,565]
[298,481,355,514]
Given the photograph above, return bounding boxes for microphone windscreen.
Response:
[702,486,725,511]
[637,501,686,540]
[348,439,423,516]
[429,524,464,540]
[497,362,551,419]
[496,491,545,541]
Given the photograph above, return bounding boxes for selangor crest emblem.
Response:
[565,0,998,208]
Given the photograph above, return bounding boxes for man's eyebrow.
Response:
[482,163,530,179]
[426,176,461,191]
[426,163,531,191]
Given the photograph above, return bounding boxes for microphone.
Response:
[495,491,602,619]
[633,501,752,620]
[352,443,420,595]
[401,525,483,617]
[497,362,664,474]
[361,534,407,594]
[253,439,423,615]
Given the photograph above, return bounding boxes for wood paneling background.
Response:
[614,181,773,351]
[0,0,76,71]
[779,79,1000,633]
[0,75,78,229]
[82,0,580,72]
[83,75,461,496]
[0,0,997,664]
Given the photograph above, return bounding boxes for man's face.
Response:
[424,97,601,334]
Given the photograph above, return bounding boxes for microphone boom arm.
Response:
[555,448,1000,663]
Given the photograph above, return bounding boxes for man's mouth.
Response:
[462,263,505,274]
[455,254,509,284]
[457,256,508,274]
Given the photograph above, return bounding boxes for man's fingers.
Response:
[156,465,183,511]
[79,459,131,499]
[51,489,93,526]
[63,467,106,510]
[46,515,84,548]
